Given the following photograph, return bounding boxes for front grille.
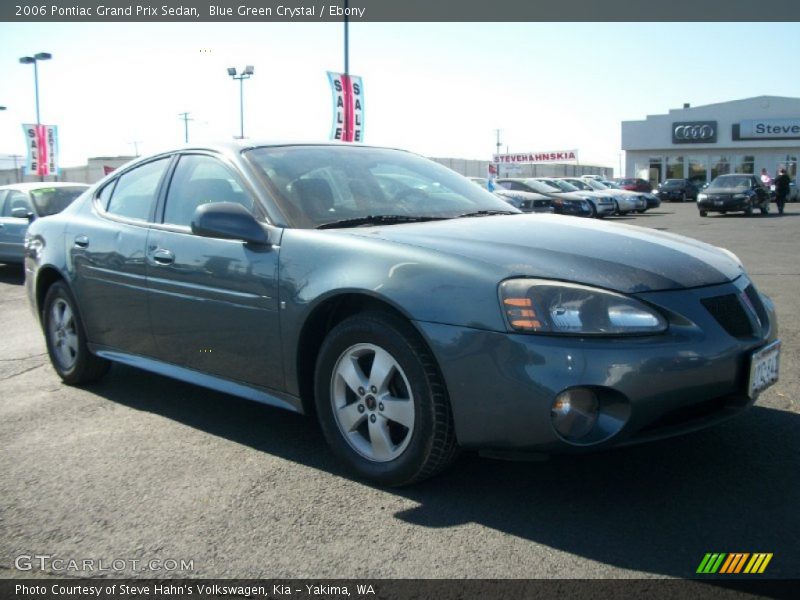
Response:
[701,293,754,338]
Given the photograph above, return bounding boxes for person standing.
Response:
[761,167,773,188]
[774,168,792,215]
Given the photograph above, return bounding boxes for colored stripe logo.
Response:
[696,553,773,574]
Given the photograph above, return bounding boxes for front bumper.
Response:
[415,278,777,453]
[698,195,752,213]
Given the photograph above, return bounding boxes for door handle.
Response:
[152,248,175,265]
[74,235,89,248]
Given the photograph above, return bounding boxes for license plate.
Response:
[748,340,781,398]
[714,200,724,206]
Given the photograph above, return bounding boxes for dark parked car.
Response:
[497,178,607,217]
[654,179,700,202]
[25,142,780,486]
[697,174,771,217]
[0,182,89,264]
[493,189,553,213]
[614,177,652,193]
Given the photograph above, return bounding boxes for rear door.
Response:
[69,156,172,356]
[145,152,283,390]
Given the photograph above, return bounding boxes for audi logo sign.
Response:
[672,121,718,144]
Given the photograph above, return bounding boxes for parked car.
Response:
[0,182,89,264]
[654,179,700,202]
[600,180,661,211]
[493,189,553,213]
[561,177,651,214]
[697,174,771,217]
[25,142,780,486]
[496,178,597,217]
[615,178,652,193]
[535,177,618,218]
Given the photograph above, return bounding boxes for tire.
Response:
[43,281,110,385]
[613,200,620,215]
[587,202,597,219]
[314,311,458,486]
[699,210,707,217]
[761,203,769,215]
[681,192,687,202]
[745,203,753,216]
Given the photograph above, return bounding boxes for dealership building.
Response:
[622,96,800,188]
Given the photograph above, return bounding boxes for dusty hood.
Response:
[346,214,743,293]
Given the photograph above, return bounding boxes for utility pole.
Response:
[131,141,141,156]
[179,112,193,143]
[493,129,502,178]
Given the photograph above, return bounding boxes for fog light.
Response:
[551,388,599,441]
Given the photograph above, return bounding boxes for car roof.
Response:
[0,182,89,191]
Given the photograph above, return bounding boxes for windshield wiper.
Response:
[455,210,520,218]
[316,214,446,229]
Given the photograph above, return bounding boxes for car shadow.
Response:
[88,364,799,580]
[0,263,25,285]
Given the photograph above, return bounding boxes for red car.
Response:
[615,178,652,193]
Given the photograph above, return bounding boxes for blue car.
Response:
[0,183,88,264]
[24,143,780,486]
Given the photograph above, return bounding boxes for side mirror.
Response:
[11,207,35,220]
[191,202,270,245]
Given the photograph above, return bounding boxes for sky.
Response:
[1,21,799,174]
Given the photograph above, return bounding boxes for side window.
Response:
[97,181,116,209]
[163,154,253,228]
[106,158,170,221]
[3,191,34,216]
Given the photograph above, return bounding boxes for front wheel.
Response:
[745,203,754,216]
[314,312,458,486]
[43,281,110,384]
[699,210,708,217]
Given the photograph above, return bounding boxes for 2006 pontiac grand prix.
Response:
[24,142,781,486]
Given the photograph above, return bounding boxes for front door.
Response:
[145,153,283,391]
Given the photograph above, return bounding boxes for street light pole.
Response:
[227,66,254,139]
[179,112,193,143]
[19,52,52,181]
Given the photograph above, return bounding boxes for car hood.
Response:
[346,214,742,293]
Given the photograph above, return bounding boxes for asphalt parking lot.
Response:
[1,202,798,580]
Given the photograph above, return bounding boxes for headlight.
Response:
[499,279,667,336]
[697,193,707,201]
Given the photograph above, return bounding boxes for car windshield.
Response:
[662,180,684,188]
[708,176,750,190]
[582,179,608,191]
[245,145,517,228]
[520,179,560,194]
[563,179,591,190]
[29,186,88,216]
[541,179,578,192]
[600,181,621,189]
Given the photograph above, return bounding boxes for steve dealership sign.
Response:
[734,118,800,141]
[672,121,717,144]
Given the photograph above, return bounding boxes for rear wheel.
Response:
[314,311,458,486]
[43,281,110,384]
